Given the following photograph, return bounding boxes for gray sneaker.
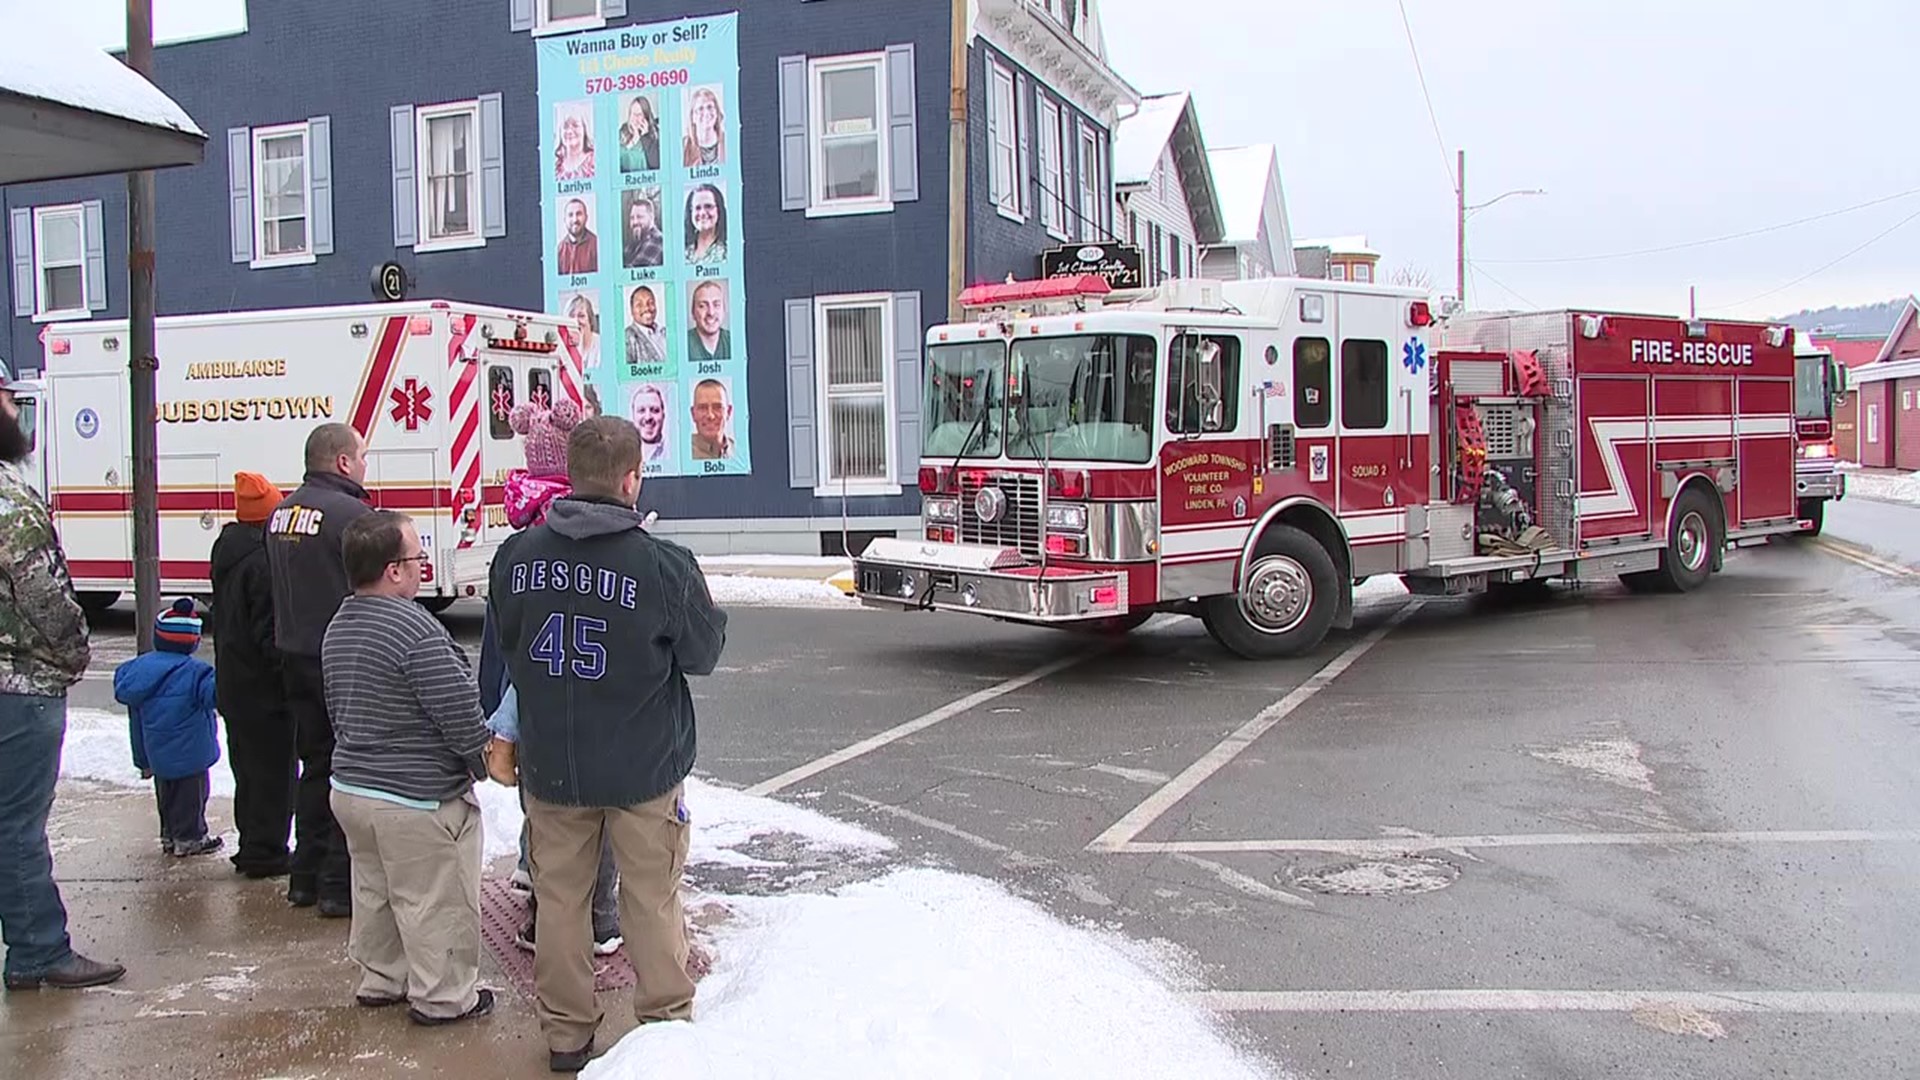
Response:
[5,953,128,991]
[170,836,225,858]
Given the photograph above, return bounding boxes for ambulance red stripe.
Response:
[348,316,410,439]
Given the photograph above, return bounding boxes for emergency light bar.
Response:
[958,275,1112,311]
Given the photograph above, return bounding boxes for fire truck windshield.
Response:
[924,341,1006,458]
[1004,334,1157,464]
[1793,355,1830,420]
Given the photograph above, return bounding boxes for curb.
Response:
[825,568,856,595]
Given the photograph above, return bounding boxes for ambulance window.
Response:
[487,366,516,440]
[1166,334,1240,435]
[1293,338,1331,429]
[1341,339,1389,430]
[528,369,553,411]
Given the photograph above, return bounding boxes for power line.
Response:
[1478,186,1920,265]
[1468,261,1536,309]
[1706,205,1920,314]
[1396,0,1455,193]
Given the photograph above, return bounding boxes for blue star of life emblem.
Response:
[1402,338,1427,375]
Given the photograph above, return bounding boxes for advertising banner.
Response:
[538,12,749,478]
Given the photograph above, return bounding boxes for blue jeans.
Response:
[0,693,73,979]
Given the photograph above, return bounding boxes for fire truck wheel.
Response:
[1201,526,1340,660]
[1657,487,1721,592]
[1795,498,1825,537]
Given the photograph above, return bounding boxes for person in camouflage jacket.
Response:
[0,371,124,991]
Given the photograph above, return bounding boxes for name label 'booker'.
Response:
[509,559,640,609]
[1630,338,1754,366]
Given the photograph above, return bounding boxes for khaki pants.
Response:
[329,788,483,1019]
[524,783,693,1052]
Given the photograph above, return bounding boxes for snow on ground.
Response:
[698,555,852,570]
[61,706,1275,1079]
[1841,468,1920,506]
[703,574,857,608]
[65,707,236,798]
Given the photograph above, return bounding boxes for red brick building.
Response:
[1836,297,1920,468]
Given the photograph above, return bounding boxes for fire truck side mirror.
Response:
[1831,359,1848,398]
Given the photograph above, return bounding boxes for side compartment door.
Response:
[1577,375,1655,544]
[50,373,128,588]
[1332,293,1411,565]
[157,453,221,591]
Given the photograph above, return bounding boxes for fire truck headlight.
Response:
[1046,503,1088,532]
[925,498,959,524]
[1802,442,1831,459]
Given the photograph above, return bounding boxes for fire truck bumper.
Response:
[1794,464,1845,501]
[852,537,1129,623]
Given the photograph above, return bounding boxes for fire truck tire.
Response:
[1200,526,1340,660]
[1656,487,1721,593]
[1795,498,1825,537]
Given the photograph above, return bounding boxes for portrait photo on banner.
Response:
[556,193,600,276]
[688,376,736,461]
[630,382,673,467]
[560,290,602,372]
[683,85,727,167]
[684,182,728,266]
[618,92,663,174]
[622,185,665,270]
[686,278,731,362]
[623,282,669,370]
[553,99,596,182]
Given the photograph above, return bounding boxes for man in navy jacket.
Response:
[486,416,724,1072]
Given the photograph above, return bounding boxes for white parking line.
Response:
[744,649,1109,797]
[1116,828,1920,856]
[1187,988,1920,1015]
[1086,602,1419,853]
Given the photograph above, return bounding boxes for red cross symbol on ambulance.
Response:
[389,377,433,431]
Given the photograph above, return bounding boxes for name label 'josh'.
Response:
[509,560,640,610]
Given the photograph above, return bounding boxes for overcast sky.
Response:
[1100,0,1917,319]
[55,0,1917,320]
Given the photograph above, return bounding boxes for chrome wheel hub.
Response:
[1240,555,1313,634]
[1676,510,1709,572]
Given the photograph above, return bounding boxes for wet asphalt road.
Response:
[54,527,1920,1079]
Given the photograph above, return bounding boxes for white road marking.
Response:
[1187,988,1920,1015]
[745,650,1106,796]
[1171,852,1314,909]
[1116,828,1920,856]
[1086,603,1419,853]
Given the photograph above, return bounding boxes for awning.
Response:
[0,20,206,183]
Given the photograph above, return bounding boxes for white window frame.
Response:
[1329,263,1349,281]
[1867,403,1880,444]
[812,292,901,497]
[1037,96,1067,240]
[1353,262,1373,283]
[30,204,89,322]
[806,52,893,218]
[1075,121,1098,241]
[250,121,316,269]
[987,59,1021,223]
[533,0,604,37]
[414,100,485,252]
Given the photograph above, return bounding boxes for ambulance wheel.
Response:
[417,596,458,615]
[1201,526,1340,660]
[1656,488,1720,593]
[76,591,120,615]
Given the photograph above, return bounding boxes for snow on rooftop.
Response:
[2,12,204,137]
[1207,144,1275,245]
[1112,92,1188,188]
[1294,234,1380,259]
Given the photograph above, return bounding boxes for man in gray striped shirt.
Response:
[321,510,494,1027]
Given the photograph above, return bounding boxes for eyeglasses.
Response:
[388,553,430,568]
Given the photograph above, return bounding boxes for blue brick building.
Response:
[2,0,1138,553]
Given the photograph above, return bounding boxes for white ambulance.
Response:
[16,300,588,613]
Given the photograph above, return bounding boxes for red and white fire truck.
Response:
[851,275,1808,658]
[10,300,586,612]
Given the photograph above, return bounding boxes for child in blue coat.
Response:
[114,598,223,857]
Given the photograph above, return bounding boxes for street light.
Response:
[1455,148,1545,309]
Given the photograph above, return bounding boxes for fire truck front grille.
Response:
[958,474,1043,559]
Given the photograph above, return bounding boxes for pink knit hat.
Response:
[509,398,583,479]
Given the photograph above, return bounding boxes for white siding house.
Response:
[1111,91,1222,284]
[1200,143,1295,280]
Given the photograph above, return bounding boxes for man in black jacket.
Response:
[488,416,725,1073]
[210,471,295,879]
[263,423,373,917]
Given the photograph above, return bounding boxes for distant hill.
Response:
[1772,298,1908,339]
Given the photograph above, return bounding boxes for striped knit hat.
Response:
[153,597,202,654]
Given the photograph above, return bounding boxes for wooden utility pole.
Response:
[1455,148,1466,310]
[947,0,969,322]
[126,0,161,646]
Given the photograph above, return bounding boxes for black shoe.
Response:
[4,953,127,991]
[407,987,494,1026]
[170,836,224,857]
[549,1037,594,1073]
[356,991,408,1008]
[233,853,291,879]
[286,887,318,907]
[317,897,352,919]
